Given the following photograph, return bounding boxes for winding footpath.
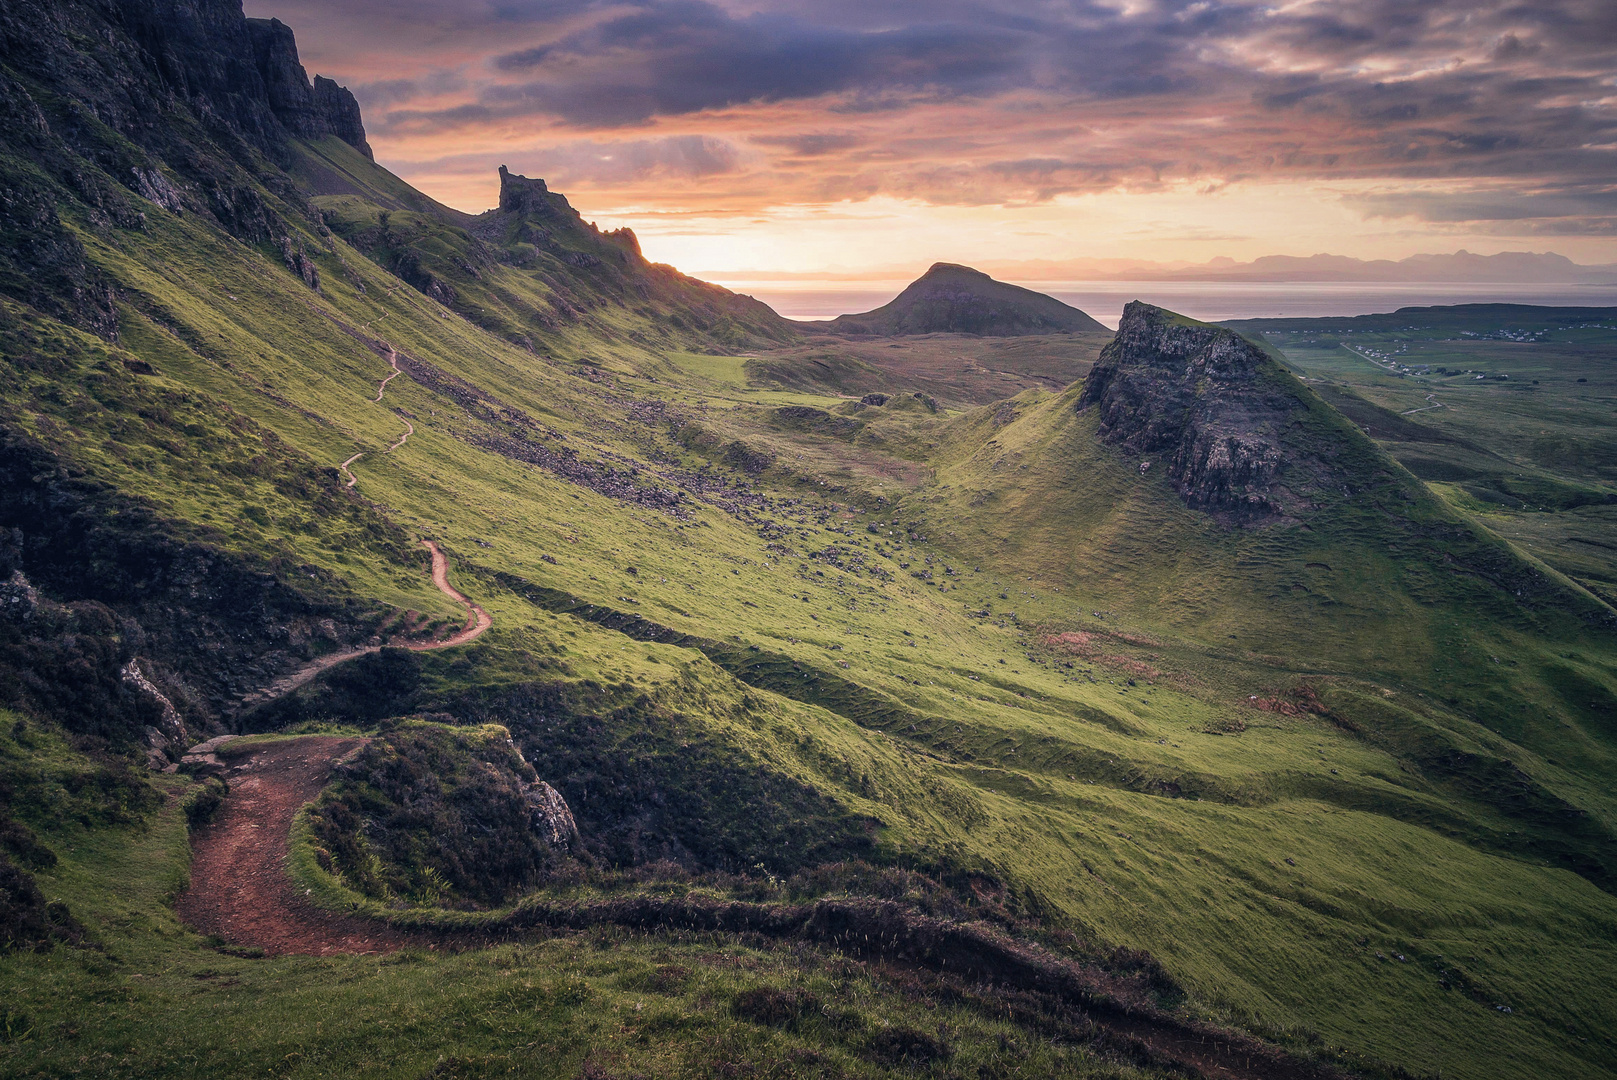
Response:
[178,300,1324,1078]
[339,348,413,488]
[236,540,491,710]
[181,541,491,950]
[177,737,434,956]
[179,734,1322,1078]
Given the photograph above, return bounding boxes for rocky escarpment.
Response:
[1077,302,1311,525]
[825,263,1107,336]
[106,1,372,161]
[245,18,373,158]
[0,0,371,336]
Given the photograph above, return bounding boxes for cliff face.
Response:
[497,165,550,215]
[0,0,370,163]
[1077,302,1309,524]
[826,263,1107,336]
[246,17,373,158]
[0,0,372,338]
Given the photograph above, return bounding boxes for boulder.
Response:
[523,781,579,849]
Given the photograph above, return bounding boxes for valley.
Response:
[0,3,1614,1079]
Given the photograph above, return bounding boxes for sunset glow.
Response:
[249,0,1617,278]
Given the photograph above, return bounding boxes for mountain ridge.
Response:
[965,249,1617,284]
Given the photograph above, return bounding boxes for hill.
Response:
[821,263,1108,335]
[1,2,1616,1078]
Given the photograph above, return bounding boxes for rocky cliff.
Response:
[0,0,372,338]
[825,263,1107,336]
[246,17,373,158]
[1077,302,1313,524]
[2,0,372,162]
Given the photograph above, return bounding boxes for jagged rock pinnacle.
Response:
[498,166,550,214]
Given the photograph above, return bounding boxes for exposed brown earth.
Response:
[421,538,492,648]
[178,736,425,956]
[181,735,1343,1079]
[235,539,490,710]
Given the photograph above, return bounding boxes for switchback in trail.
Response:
[178,737,449,956]
[340,344,413,488]
[236,539,490,710]
[180,732,1340,1080]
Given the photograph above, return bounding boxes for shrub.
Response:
[306,719,564,907]
[863,1026,951,1066]
[0,855,85,952]
[182,776,228,826]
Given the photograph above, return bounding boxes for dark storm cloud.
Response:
[487,1,1033,126]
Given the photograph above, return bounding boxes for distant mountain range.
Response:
[976,250,1617,284]
[707,250,1617,287]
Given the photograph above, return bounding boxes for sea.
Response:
[732,281,1617,330]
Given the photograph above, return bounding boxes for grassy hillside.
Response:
[1229,306,1617,611]
[2,4,1616,1078]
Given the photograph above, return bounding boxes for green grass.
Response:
[0,717,1164,1080]
[1230,308,1617,608]
[2,122,1616,1079]
[666,350,753,385]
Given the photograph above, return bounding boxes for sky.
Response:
[247,0,1617,281]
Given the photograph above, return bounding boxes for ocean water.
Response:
[740,281,1617,330]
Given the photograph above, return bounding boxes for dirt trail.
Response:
[236,540,490,711]
[340,347,413,489]
[421,538,493,647]
[180,733,1335,1079]
[1401,391,1445,416]
[178,737,440,956]
[374,350,404,401]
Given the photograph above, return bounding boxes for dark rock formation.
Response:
[0,0,374,331]
[523,781,579,849]
[311,76,371,159]
[246,18,373,158]
[0,1,370,163]
[492,168,641,263]
[825,263,1107,336]
[497,166,552,215]
[1077,302,1302,524]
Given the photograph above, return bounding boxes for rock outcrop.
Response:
[497,166,551,215]
[0,0,373,335]
[244,18,374,158]
[28,0,377,161]
[311,76,371,159]
[523,781,579,849]
[1077,302,1306,525]
[824,263,1107,336]
[121,657,189,747]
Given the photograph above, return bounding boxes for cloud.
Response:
[485,3,1033,126]
[1345,186,1617,235]
[351,71,469,108]
[254,0,1617,234]
[536,135,744,183]
[749,133,864,157]
[400,136,744,190]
